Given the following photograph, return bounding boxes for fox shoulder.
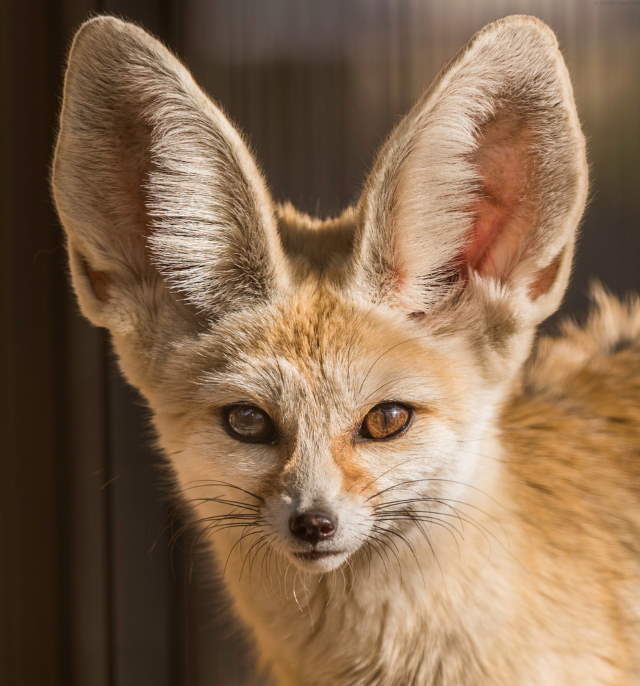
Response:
[502,285,640,541]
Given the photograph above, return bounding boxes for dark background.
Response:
[2,1,638,685]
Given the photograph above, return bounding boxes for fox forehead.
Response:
[164,283,474,502]
[168,281,464,422]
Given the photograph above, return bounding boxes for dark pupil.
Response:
[229,407,266,436]
[379,406,401,430]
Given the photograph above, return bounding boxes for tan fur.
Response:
[52,14,639,686]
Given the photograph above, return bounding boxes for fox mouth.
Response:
[294,550,344,561]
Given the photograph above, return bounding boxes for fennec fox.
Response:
[52,14,640,686]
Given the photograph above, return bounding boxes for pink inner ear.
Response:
[462,114,535,280]
[528,248,564,300]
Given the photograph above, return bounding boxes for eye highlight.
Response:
[359,402,413,440]
[222,404,277,444]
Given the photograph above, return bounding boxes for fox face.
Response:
[52,13,587,591]
[153,270,505,573]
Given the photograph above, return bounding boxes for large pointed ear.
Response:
[354,16,588,336]
[52,16,288,336]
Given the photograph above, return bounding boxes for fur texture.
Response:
[52,14,639,685]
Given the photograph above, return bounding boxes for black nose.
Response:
[289,510,337,544]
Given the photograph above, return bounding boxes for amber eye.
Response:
[359,402,413,440]
[222,405,277,444]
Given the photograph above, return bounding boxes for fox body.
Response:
[52,14,640,685]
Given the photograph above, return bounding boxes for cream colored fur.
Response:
[52,15,640,685]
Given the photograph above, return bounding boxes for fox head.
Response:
[52,16,587,574]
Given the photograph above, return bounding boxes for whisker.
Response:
[223,527,265,576]
[376,497,500,548]
[376,513,463,546]
[240,533,272,581]
[371,525,403,573]
[247,533,276,580]
[357,336,430,396]
[375,522,424,582]
[182,479,265,503]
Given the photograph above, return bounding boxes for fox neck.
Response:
[210,434,515,685]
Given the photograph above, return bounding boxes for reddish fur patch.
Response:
[528,250,564,300]
[81,257,111,302]
[331,434,374,494]
[464,193,511,273]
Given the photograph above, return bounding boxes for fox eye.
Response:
[359,402,413,440]
[223,405,276,444]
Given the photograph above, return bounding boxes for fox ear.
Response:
[52,17,288,335]
[355,16,587,332]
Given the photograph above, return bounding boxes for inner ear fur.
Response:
[466,111,535,278]
[355,15,588,326]
[52,16,289,333]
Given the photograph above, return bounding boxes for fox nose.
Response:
[289,510,337,544]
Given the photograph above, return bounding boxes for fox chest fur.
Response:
[52,13,640,686]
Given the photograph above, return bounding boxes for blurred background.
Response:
[1,1,638,685]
